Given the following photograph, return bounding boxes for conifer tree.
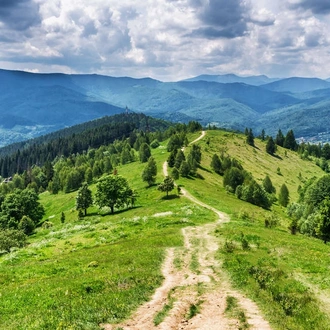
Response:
[278,184,289,207]
[266,137,276,155]
[158,176,174,197]
[142,156,157,186]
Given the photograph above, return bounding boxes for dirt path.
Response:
[102,131,271,330]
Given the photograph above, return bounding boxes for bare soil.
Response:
[101,131,271,330]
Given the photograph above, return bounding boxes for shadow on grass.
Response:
[160,194,180,200]
[98,206,142,217]
[199,165,212,173]
[273,154,283,160]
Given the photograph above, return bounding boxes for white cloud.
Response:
[1,0,330,80]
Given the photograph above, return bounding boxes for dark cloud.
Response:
[189,0,250,39]
[189,24,247,39]
[290,0,330,15]
[0,0,40,30]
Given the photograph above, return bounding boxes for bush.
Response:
[0,229,27,252]
[150,139,160,149]
[18,216,35,235]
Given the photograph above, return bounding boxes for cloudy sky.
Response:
[1,0,330,81]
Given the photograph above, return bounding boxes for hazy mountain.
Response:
[182,74,279,86]
[261,77,330,93]
[1,68,330,145]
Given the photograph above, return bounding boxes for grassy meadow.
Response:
[1,129,330,329]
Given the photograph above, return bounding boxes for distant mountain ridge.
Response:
[0,68,330,146]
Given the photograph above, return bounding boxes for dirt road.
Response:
[102,131,271,330]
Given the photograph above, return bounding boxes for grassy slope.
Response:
[1,130,329,329]
[0,140,216,330]
[177,130,330,329]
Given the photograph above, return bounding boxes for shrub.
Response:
[0,229,27,252]
[18,216,35,235]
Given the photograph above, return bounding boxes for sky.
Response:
[1,0,330,81]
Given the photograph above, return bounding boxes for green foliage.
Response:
[61,212,65,224]
[150,139,160,149]
[278,184,290,207]
[223,168,245,191]
[266,136,276,155]
[0,188,45,228]
[171,167,180,180]
[246,128,254,146]
[167,149,177,168]
[284,129,297,151]
[139,143,151,163]
[158,176,175,197]
[18,216,35,235]
[210,153,222,174]
[236,180,272,209]
[315,198,330,243]
[275,129,285,147]
[263,175,276,194]
[174,150,185,169]
[179,161,190,177]
[0,229,26,252]
[95,175,134,214]
[76,182,93,216]
[142,156,158,186]
[304,174,330,208]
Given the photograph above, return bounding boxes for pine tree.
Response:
[246,128,254,146]
[263,175,276,194]
[266,137,276,155]
[139,143,151,163]
[283,130,297,151]
[142,156,157,186]
[275,129,285,147]
[210,154,222,174]
[278,184,289,207]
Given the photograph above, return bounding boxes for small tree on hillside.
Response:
[276,129,285,147]
[266,137,276,155]
[139,143,151,163]
[284,129,297,151]
[142,156,157,186]
[246,128,255,146]
[278,183,290,207]
[211,154,222,174]
[95,175,132,214]
[263,175,276,194]
[316,197,330,243]
[158,176,174,197]
[76,182,93,216]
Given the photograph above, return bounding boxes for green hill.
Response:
[0,129,329,329]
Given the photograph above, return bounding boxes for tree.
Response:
[278,184,289,207]
[167,149,177,168]
[316,197,330,243]
[18,216,35,235]
[246,128,254,146]
[179,161,190,177]
[95,175,132,214]
[158,176,174,197]
[266,137,276,155]
[139,143,151,163]
[174,150,185,169]
[171,167,180,180]
[142,156,157,186]
[0,188,45,228]
[223,168,245,192]
[189,144,202,165]
[76,182,93,216]
[263,175,276,194]
[61,212,65,223]
[322,143,330,160]
[284,129,297,151]
[210,154,222,174]
[275,129,285,147]
[260,129,265,141]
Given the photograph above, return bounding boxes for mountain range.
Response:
[1,68,330,146]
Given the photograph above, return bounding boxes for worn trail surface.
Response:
[102,131,271,330]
